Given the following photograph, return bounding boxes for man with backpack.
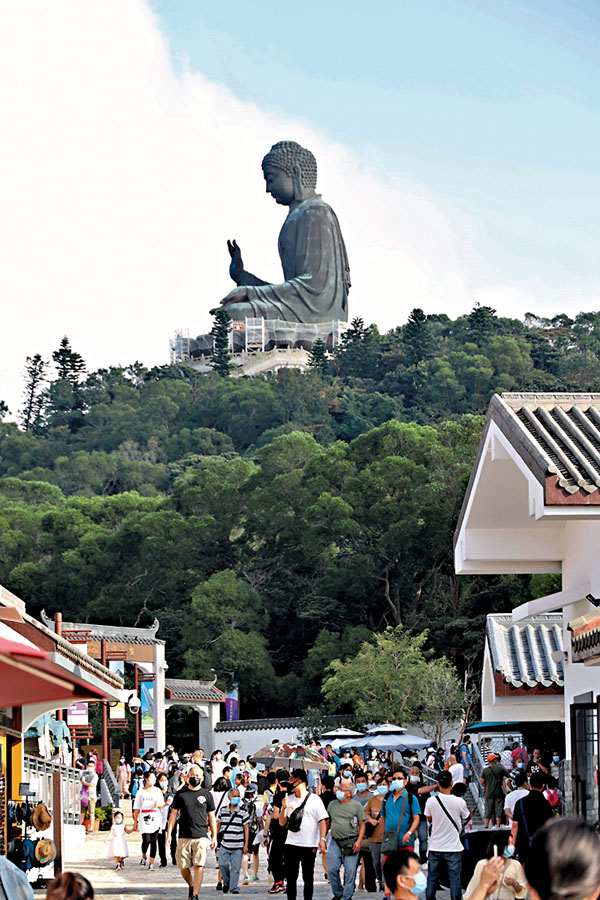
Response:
[511,772,552,863]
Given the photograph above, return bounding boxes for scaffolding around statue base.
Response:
[233,317,346,355]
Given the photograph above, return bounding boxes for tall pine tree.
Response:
[20,353,47,431]
[52,336,86,384]
[308,338,328,372]
[403,308,433,365]
[210,309,233,377]
[468,303,497,343]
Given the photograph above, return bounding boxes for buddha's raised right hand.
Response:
[228,239,244,284]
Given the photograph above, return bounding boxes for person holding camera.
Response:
[278,768,329,900]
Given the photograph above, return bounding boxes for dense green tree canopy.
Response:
[2,307,587,715]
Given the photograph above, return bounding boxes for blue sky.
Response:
[2,1,600,416]
[151,0,600,294]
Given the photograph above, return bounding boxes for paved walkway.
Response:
[32,804,451,900]
[33,801,333,900]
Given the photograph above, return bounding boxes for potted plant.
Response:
[94,804,113,832]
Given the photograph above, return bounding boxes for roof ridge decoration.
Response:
[22,611,124,688]
[57,617,160,638]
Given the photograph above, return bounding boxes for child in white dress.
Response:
[107,807,131,868]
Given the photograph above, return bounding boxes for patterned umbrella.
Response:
[249,741,327,770]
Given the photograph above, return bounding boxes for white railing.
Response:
[23,755,81,825]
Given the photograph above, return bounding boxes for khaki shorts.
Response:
[176,837,210,869]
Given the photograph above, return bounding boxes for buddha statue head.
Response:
[261,141,318,206]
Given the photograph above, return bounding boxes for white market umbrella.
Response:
[339,733,429,753]
[366,724,407,735]
[320,726,364,739]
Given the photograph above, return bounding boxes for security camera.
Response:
[586,594,600,608]
[127,694,141,715]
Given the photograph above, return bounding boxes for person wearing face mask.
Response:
[382,849,427,900]
[381,771,420,858]
[365,778,389,891]
[107,807,130,869]
[511,743,528,771]
[424,770,469,900]
[354,772,377,893]
[156,774,173,868]
[327,779,366,900]
[367,750,381,776]
[335,760,355,788]
[464,833,526,900]
[406,767,436,864]
[279,768,329,900]
[216,788,250,895]
[132,771,165,871]
[80,763,99,831]
[549,751,561,781]
[116,756,131,799]
[263,769,289,895]
[167,765,217,900]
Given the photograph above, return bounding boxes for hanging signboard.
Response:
[141,683,154,732]
[109,661,126,720]
[225,685,239,722]
[67,702,88,727]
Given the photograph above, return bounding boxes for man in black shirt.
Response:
[167,765,217,900]
[510,773,552,864]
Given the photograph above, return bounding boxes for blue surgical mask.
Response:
[377,785,388,795]
[553,756,560,763]
[391,779,404,792]
[408,871,427,895]
[336,790,346,801]
[342,770,352,777]
[409,775,420,783]
[356,783,368,792]
[517,762,524,769]
[503,846,515,859]
[230,796,241,806]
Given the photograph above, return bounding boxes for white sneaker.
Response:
[148,863,155,871]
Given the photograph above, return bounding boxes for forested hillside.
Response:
[1,305,590,714]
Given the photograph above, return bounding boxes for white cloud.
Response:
[0,1,597,417]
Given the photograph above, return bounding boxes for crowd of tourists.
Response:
[1,737,598,900]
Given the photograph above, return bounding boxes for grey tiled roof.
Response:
[499,393,600,494]
[486,613,564,689]
[215,715,356,733]
[57,617,164,645]
[164,679,226,702]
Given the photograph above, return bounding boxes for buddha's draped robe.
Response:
[230,195,350,323]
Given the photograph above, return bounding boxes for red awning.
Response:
[0,635,110,707]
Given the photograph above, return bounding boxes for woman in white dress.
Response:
[132,771,165,871]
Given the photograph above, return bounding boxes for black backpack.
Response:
[244,799,258,836]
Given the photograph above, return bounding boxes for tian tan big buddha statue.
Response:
[214,141,350,324]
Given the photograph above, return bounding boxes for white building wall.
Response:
[561,521,600,754]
